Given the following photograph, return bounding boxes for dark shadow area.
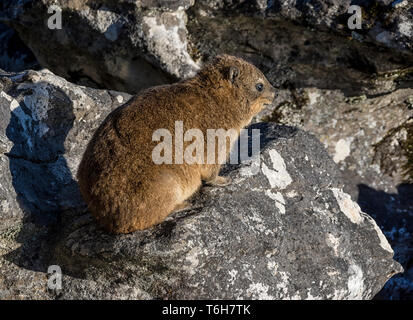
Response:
[186,7,413,97]
[0,22,39,72]
[358,183,413,300]
[4,82,83,275]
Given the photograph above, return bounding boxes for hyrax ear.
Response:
[228,66,239,84]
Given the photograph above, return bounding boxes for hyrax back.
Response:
[77,55,275,234]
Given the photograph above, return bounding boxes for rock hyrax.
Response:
[77,54,276,234]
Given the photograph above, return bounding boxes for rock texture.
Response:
[186,2,413,299]
[207,0,413,53]
[0,0,200,93]
[0,69,401,299]
[0,68,130,221]
[1,0,412,300]
[2,1,412,92]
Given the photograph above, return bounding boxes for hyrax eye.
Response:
[256,83,264,92]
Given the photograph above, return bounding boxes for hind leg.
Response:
[206,175,232,186]
[128,173,202,231]
[130,189,182,231]
[102,168,203,233]
[100,181,181,233]
[201,164,231,187]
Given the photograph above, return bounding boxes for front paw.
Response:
[206,176,232,187]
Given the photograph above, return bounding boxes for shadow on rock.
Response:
[4,83,84,276]
[3,121,301,283]
[358,183,413,300]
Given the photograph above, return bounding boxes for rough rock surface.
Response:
[199,0,413,53]
[0,68,131,221]
[1,0,412,299]
[1,0,200,93]
[253,84,413,300]
[0,69,401,299]
[2,0,412,93]
[185,2,413,300]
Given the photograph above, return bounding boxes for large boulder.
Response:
[0,69,402,299]
[0,68,131,221]
[1,0,412,93]
[198,0,413,53]
[187,2,413,299]
[255,86,413,300]
[0,0,200,93]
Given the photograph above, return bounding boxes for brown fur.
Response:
[77,55,276,234]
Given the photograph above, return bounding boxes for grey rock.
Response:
[0,68,131,221]
[54,123,402,300]
[0,69,402,299]
[254,84,413,300]
[2,0,412,95]
[1,0,200,93]
[202,0,413,54]
[184,1,413,299]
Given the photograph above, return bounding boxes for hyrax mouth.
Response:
[263,98,274,106]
